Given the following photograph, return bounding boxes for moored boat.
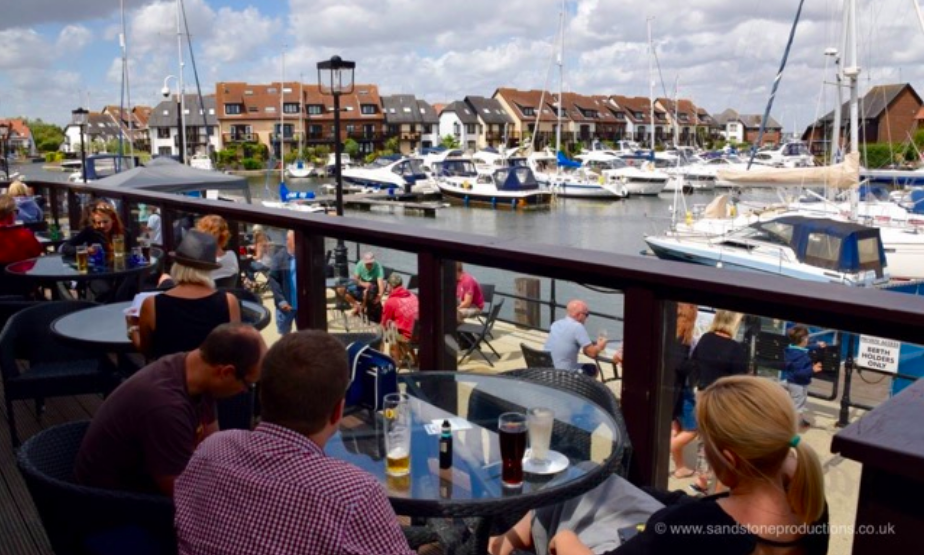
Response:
[435,163,552,209]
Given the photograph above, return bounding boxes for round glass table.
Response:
[325,371,624,552]
[5,253,157,282]
[51,299,271,352]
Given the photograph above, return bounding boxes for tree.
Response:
[440,134,460,149]
[25,118,65,153]
[344,138,360,159]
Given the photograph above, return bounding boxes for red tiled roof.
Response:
[216,81,384,123]
[493,88,559,123]
[0,118,31,139]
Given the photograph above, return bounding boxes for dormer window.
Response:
[361,104,377,115]
[307,104,324,115]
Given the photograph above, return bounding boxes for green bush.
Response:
[861,143,905,169]
[44,152,57,163]
[241,158,263,170]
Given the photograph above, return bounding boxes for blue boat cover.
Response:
[493,167,540,191]
[439,160,478,177]
[751,215,887,274]
[556,151,581,169]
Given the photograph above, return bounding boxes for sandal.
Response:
[672,468,695,479]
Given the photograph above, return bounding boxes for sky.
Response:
[0,0,921,132]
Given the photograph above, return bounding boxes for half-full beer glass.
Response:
[383,393,411,476]
[75,245,89,273]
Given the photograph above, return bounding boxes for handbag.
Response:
[345,341,398,412]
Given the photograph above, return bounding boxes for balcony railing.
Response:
[222,132,255,143]
[400,132,421,141]
[20,176,922,518]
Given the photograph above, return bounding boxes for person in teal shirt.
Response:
[342,251,385,318]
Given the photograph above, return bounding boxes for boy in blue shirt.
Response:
[782,325,823,428]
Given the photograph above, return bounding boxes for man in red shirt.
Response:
[456,261,484,323]
[0,193,42,265]
[381,273,419,366]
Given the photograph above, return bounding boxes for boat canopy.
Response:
[493,167,540,191]
[439,159,478,177]
[556,151,581,169]
[94,157,251,202]
[750,215,886,275]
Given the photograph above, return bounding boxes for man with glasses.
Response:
[75,323,267,497]
[544,299,607,377]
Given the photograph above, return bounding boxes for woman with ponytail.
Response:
[491,375,829,555]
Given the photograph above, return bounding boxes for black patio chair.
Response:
[220,287,271,330]
[17,421,176,555]
[520,342,555,368]
[0,301,120,447]
[457,298,504,366]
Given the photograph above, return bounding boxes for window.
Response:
[265,106,276,113]
[805,233,842,270]
[634,112,643,119]
[465,124,477,134]
[615,112,625,120]
[307,104,324,115]
[423,124,433,134]
[267,87,277,94]
[361,104,377,115]
[283,103,301,114]
[157,127,170,139]
[403,107,412,113]
[522,107,535,117]
[346,124,356,134]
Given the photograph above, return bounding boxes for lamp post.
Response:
[71,108,89,183]
[0,121,9,180]
[163,75,186,164]
[317,55,356,280]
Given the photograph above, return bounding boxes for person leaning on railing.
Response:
[490,375,829,555]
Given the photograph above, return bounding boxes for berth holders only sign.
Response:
[857,336,901,374]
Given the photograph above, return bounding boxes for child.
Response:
[782,325,823,428]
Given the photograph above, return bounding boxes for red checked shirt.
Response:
[174,422,415,555]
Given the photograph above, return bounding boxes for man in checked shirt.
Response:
[174,330,415,555]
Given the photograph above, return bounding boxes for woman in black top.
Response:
[490,376,829,555]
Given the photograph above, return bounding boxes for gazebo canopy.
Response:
[94,157,251,202]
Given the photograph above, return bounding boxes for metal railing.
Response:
[14,178,923,491]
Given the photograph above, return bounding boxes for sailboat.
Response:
[646,0,924,281]
[287,78,313,178]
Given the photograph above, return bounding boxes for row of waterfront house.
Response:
[4,83,921,162]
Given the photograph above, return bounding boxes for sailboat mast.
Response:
[280,48,285,185]
[299,75,304,160]
[846,0,860,154]
[647,17,655,152]
[555,0,564,158]
[176,0,186,164]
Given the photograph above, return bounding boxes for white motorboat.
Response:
[286,159,313,178]
[189,153,214,171]
[342,156,436,194]
[646,215,891,288]
[599,157,669,196]
[435,161,552,209]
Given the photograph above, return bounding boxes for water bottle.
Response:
[90,243,105,267]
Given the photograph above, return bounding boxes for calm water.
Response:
[16,162,736,337]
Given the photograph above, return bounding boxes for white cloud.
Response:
[56,25,94,54]
[203,6,279,63]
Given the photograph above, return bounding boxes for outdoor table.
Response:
[50,298,271,352]
[4,253,158,300]
[325,371,623,553]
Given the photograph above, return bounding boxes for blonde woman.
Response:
[130,230,240,360]
[491,376,829,555]
[687,309,748,493]
[7,180,42,223]
[195,214,239,288]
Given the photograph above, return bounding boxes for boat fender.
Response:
[463,181,471,190]
[511,198,517,209]
[491,197,497,209]
[598,175,605,184]
[518,198,527,208]
[685,211,693,225]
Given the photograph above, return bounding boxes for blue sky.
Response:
[1,0,921,131]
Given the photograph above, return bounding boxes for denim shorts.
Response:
[677,387,697,431]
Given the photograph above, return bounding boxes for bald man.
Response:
[543,300,606,377]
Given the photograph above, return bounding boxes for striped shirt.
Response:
[175,422,414,555]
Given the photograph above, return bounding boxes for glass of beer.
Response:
[112,234,125,257]
[383,393,411,477]
[75,245,89,273]
[498,412,527,487]
[527,407,555,466]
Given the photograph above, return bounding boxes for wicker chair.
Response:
[16,421,176,555]
[0,301,121,447]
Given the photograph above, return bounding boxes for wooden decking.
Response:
[0,388,102,555]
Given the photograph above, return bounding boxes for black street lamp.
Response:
[0,121,9,180]
[71,108,89,183]
[317,55,355,280]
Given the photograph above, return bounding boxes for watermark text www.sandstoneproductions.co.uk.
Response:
[651,522,896,537]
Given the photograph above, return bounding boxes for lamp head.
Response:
[161,86,171,98]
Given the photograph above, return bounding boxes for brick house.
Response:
[714,109,782,146]
[464,95,514,149]
[801,83,923,155]
[216,81,385,159]
[0,119,35,156]
[610,96,667,146]
[492,88,560,149]
[380,94,439,154]
[590,95,630,142]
